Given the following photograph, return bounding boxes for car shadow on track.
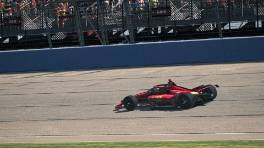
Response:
[115,100,213,113]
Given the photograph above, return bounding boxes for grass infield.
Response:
[0,140,264,148]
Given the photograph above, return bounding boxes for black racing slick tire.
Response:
[123,96,137,111]
[175,93,195,109]
[202,85,217,101]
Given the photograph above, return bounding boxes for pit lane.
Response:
[0,62,264,143]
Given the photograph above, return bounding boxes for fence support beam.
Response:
[44,3,53,49]
[228,0,231,31]
[215,0,223,38]
[190,0,193,19]
[74,1,85,46]
[256,0,259,28]
[123,0,135,43]
[97,0,109,45]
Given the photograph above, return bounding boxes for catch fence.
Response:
[0,0,263,48]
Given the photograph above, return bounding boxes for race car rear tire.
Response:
[202,85,217,101]
[175,93,195,109]
[123,96,137,111]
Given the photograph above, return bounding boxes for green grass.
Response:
[1,140,264,148]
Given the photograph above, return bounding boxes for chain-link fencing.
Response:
[0,0,263,48]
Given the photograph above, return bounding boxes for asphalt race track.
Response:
[0,62,264,143]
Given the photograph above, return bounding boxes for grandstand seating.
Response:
[0,0,264,50]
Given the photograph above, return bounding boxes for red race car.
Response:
[114,79,219,111]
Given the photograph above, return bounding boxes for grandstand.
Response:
[0,0,264,50]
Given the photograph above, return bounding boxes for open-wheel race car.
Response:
[114,79,219,111]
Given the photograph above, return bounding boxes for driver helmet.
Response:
[168,79,176,86]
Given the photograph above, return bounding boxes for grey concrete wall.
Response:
[0,36,264,73]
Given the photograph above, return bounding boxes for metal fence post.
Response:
[148,0,150,27]
[215,0,223,38]
[121,3,129,43]
[256,0,259,28]
[228,0,231,31]
[123,0,135,43]
[73,1,85,46]
[0,11,3,38]
[190,0,193,19]
[97,0,109,45]
[200,0,204,24]
[122,2,124,30]
[44,2,53,49]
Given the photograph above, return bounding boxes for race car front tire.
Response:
[123,96,137,111]
[202,85,217,101]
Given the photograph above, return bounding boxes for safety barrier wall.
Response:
[0,36,264,73]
